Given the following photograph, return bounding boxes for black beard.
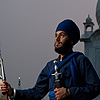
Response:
[54,39,73,55]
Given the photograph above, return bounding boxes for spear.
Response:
[0,51,8,100]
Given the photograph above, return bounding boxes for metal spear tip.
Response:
[53,60,58,65]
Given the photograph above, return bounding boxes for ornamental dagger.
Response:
[0,52,8,100]
[52,60,61,88]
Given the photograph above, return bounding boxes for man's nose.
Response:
[56,35,60,41]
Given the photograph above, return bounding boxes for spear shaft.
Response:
[0,56,8,100]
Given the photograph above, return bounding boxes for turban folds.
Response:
[56,19,80,45]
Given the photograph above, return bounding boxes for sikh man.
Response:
[1,19,100,100]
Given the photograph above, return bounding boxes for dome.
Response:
[96,0,100,27]
[86,15,92,23]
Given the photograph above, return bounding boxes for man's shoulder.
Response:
[75,52,89,63]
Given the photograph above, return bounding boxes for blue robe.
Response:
[14,52,100,100]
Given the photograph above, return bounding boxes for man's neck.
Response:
[60,50,72,61]
[60,55,65,61]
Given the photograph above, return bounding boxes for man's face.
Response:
[54,31,73,54]
[55,31,68,48]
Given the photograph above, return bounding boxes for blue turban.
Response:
[56,19,80,45]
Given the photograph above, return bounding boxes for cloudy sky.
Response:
[0,0,99,98]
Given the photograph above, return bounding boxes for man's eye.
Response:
[61,34,65,37]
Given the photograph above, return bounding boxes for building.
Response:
[16,77,46,99]
[80,0,100,100]
[17,77,22,90]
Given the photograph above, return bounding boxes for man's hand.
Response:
[54,87,70,100]
[0,81,13,96]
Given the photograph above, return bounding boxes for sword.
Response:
[52,60,61,88]
[0,51,8,100]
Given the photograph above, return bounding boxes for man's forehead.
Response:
[55,31,66,35]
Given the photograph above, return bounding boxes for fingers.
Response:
[54,88,61,99]
[0,81,9,88]
[0,81,14,96]
[54,88,58,92]
[54,87,67,100]
[0,82,9,94]
[2,80,9,85]
[55,91,61,99]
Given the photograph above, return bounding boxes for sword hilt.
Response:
[53,60,58,66]
[52,60,61,88]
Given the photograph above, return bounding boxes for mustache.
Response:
[55,41,62,44]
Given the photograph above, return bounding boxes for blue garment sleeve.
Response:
[14,63,50,100]
[69,55,100,100]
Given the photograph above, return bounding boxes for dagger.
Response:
[52,60,61,88]
[0,53,8,100]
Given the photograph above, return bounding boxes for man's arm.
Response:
[69,56,100,100]
[1,63,50,100]
[14,66,49,100]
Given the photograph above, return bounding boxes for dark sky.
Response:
[0,0,98,95]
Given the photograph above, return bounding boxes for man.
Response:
[1,19,100,100]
